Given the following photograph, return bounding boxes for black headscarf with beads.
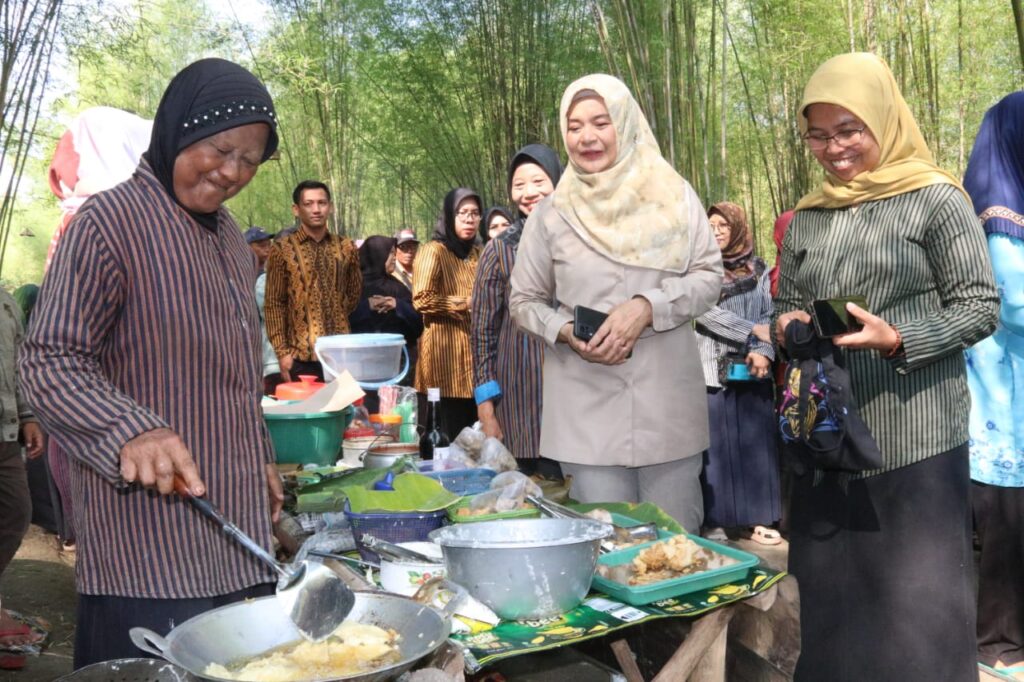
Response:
[145,58,279,231]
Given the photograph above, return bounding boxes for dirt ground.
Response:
[0,525,76,681]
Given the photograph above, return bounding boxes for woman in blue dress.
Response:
[964,91,1024,679]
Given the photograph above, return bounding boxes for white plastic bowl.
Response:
[315,333,408,388]
[379,542,446,596]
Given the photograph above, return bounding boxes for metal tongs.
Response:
[360,533,443,564]
[526,495,658,553]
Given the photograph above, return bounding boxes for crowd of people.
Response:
[0,50,1018,682]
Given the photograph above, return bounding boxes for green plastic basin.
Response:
[264,406,352,466]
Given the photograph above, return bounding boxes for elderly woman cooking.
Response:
[509,74,722,532]
[774,53,998,681]
[21,59,281,668]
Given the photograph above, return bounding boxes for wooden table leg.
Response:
[688,612,729,682]
[611,638,645,682]
[650,607,734,682]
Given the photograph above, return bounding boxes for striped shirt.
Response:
[20,160,276,598]
[471,237,543,459]
[264,229,362,362]
[412,241,480,397]
[696,263,775,388]
[775,184,999,475]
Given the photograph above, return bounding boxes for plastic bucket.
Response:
[315,333,409,389]
[264,407,352,466]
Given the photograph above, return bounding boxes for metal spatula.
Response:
[174,476,354,641]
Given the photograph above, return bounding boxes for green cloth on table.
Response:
[344,472,461,513]
[450,564,785,672]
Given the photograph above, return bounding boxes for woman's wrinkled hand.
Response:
[752,324,772,343]
[832,302,900,352]
[775,311,812,348]
[746,352,771,379]
[120,428,205,496]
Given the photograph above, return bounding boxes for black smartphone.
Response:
[573,305,608,342]
[811,296,869,337]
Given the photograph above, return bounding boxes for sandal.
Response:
[992,661,1024,681]
[0,653,25,670]
[745,525,783,546]
[703,527,728,542]
[0,611,47,648]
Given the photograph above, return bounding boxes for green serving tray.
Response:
[446,495,541,523]
[590,533,760,605]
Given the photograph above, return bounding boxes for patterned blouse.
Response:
[695,263,774,388]
[471,236,543,459]
[264,229,362,362]
[413,241,480,398]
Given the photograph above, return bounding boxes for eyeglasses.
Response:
[802,127,866,151]
[456,210,481,220]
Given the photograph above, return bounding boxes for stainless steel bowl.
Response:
[429,518,612,620]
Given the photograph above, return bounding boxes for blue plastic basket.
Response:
[417,462,496,496]
[344,501,448,563]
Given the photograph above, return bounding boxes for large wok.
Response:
[130,589,455,682]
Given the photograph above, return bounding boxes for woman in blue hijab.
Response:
[963,90,1024,678]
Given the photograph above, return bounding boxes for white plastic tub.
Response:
[315,333,408,388]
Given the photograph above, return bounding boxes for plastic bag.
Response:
[490,470,541,497]
[453,424,486,457]
[294,526,356,563]
[468,489,502,513]
[446,441,475,468]
[479,437,517,472]
[494,482,526,511]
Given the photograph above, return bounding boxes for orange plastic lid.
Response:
[275,375,325,401]
[369,413,403,424]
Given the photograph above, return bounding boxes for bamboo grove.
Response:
[2,0,1023,280]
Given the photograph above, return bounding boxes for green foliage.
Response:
[5,0,1023,282]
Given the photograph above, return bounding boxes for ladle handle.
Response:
[173,475,290,580]
[129,627,170,658]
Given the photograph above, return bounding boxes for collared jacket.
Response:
[509,185,723,467]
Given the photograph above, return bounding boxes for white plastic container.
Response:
[315,333,408,388]
[378,542,446,596]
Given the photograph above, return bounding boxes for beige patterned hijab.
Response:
[552,74,692,273]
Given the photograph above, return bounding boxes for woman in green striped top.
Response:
[774,53,998,682]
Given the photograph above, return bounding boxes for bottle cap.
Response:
[427,387,440,402]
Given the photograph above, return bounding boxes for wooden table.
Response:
[606,585,779,682]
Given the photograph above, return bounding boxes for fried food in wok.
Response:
[205,621,401,682]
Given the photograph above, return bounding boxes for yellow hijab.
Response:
[552,74,691,273]
[795,52,965,210]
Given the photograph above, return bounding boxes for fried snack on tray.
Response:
[630,535,712,586]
